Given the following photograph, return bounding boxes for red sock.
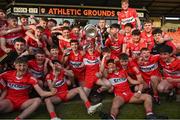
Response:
[50,112,57,118]
[15,117,20,120]
[85,101,91,108]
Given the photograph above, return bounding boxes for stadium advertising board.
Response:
[8,4,147,19]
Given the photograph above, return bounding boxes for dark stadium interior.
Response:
[1,0,180,17]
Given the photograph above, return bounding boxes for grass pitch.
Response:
[0,94,180,119]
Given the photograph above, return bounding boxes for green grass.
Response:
[0,94,180,119]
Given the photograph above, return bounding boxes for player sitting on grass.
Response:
[100,59,157,120]
[44,60,102,120]
[0,57,56,120]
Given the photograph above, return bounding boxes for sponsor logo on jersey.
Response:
[121,17,135,25]
[164,68,180,77]
[110,46,121,51]
[132,50,140,56]
[29,69,44,78]
[7,82,30,90]
[109,77,127,85]
[55,79,65,87]
[140,63,158,72]
[70,61,83,68]
[83,58,100,65]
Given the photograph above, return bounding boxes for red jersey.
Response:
[0,70,37,100]
[107,69,131,94]
[122,60,141,80]
[49,54,63,62]
[46,70,68,93]
[44,28,52,39]
[165,41,177,52]
[68,51,85,73]
[105,33,124,56]
[28,60,45,79]
[123,34,132,44]
[159,58,180,79]
[83,51,100,75]
[118,8,138,29]
[26,36,47,49]
[70,32,80,41]
[138,55,160,81]
[127,41,147,58]
[141,31,154,50]
[59,39,71,50]
[0,27,25,49]
[104,54,119,69]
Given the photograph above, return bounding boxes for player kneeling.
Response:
[44,60,102,120]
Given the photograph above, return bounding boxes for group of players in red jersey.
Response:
[0,0,179,119]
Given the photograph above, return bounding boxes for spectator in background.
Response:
[118,0,141,30]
